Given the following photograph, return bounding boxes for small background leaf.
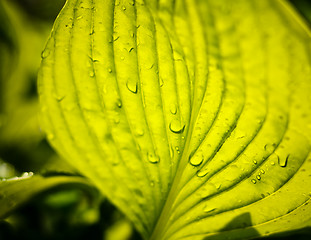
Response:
[0,173,94,219]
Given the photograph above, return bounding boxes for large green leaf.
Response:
[38,0,311,239]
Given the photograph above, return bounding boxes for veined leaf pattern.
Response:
[38,0,311,239]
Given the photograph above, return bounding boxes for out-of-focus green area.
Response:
[0,0,310,239]
[289,0,311,24]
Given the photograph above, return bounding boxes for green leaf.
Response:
[0,172,93,219]
[38,0,311,239]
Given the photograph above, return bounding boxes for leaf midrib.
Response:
[149,1,210,239]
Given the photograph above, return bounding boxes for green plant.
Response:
[1,0,311,239]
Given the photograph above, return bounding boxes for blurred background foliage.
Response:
[0,0,310,239]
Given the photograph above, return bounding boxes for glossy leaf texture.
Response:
[38,0,311,239]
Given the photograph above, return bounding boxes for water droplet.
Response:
[271,161,275,166]
[170,104,177,115]
[41,49,50,59]
[108,68,112,73]
[159,78,164,87]
[189,150,204,166]
[126,79,138,93]
[113,36,119,42]
[203,205,216,213]
[21,172,33,179]
[169,120,185,134]
[130,32,135,38]
[264,143,275,152]
[260,169,265,174]
[136,144,141,151]
[279,154,289,167]
[121,56,125,60]
[89,70,95,77]
[122,5,126,10]
[251,179,257,184]
[256,175,261,180]
[147,152,159,164]
[116,99,122,108]
[197,168,209,177]
[253,160,257,164]
[147,63,154,69]
[129,0,135,6]
[135,128,144,136]
[55,95,65,102]
[175,146,180,154]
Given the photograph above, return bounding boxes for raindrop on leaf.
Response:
[41,49,50,59]
[126,79,138,93]
[264,143,275,153]
[278,154,290,167]
[189,150,204,167]
[197,168,209,178]
[89,70,95,77]
[135,128,144,137]
[116,99,122,108]
[147,152,160,164]
[169,120,185,134]
[159,77,164,87]
[170,104,177,115]
[203,205,216,213]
